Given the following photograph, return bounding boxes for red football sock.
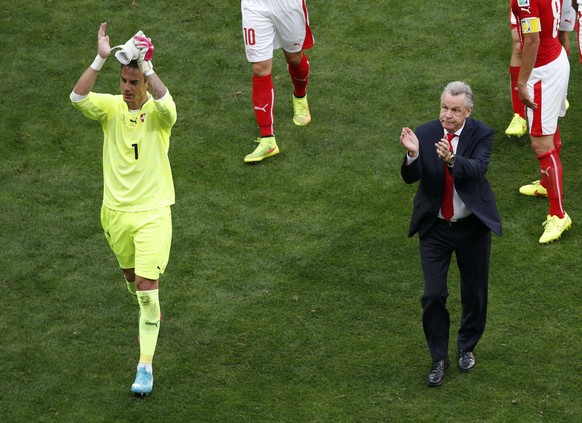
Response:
[510,66,526,118]
[252,74,275,137]
[537,149,564,218]
[288,53,310,98]
[540,129,562,190]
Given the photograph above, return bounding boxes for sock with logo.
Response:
[537,149,564,218]
[288,53,310,98]
[539,130,562,190]
[252,74,275,137]
[137,289,161,365]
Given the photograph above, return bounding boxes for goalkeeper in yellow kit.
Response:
[70,22,176,396]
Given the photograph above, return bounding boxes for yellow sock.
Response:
[136,289,161,364]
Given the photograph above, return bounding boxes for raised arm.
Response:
[145,72,168,100]
[134,34,168,99]
[73,22,111,96]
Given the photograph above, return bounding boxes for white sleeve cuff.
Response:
[90,54,107,71]
[70,91,88,102]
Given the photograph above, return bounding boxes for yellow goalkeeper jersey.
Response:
[72,91,177,212]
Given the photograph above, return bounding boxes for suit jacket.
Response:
[401,118,502,238]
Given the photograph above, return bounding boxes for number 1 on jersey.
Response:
[132,143,139,160]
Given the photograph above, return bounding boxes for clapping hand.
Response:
[400,127,419,158]
[97,22,111,59]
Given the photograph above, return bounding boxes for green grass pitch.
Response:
[1,1,582,421]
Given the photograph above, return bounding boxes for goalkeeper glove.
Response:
[134,34,155,76]
[113,30,143,65]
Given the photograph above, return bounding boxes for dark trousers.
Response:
[419,215,491,362]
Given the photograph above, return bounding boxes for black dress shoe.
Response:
[427,356,450,387]
[458,350,476,372]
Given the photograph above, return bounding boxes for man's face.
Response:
[120,66,148,110]
[439,93,472,133]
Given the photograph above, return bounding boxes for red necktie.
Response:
[440,133,456,221]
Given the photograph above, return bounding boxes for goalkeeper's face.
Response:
[120,65,149,110]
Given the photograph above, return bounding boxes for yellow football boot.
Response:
[244,136,280,163]
[519,180,548,197]
[292,95,311,126]
[505,113,527,137]
[539,212,572,244]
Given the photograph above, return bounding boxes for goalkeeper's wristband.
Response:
[90,54,107,71]
[139,60,154,77]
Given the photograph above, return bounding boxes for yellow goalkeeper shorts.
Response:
[100,205,172,280]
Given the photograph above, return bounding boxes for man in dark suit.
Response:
[400,81,502,387]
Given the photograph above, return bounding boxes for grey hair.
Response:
[442,81,473,109]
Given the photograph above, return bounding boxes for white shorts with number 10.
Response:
[241,0,313,63]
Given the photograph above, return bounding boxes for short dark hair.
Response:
[120,60,146,82]
[122,59,140,70]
